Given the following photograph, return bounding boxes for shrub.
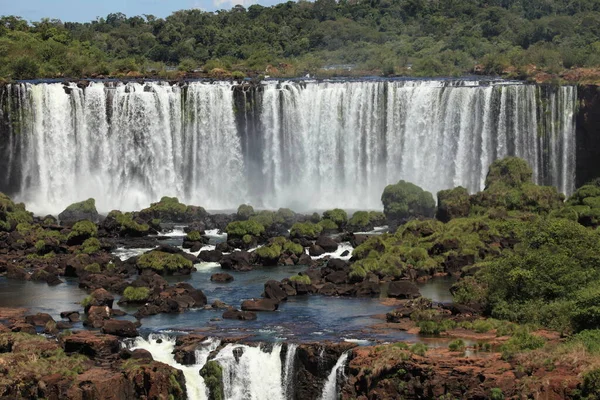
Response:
[137,251,193,273]
[108,211,150,237]
[84,263,101,273]
[290,222,323,239]
[185,231,202,242]
[276,208,296,226]
[448,339,466,352]
[500,328,545,359]
[318,218,338,231]
[122,286,150,302]
[237,204,255,220]
[290,274,311,285]
[200,360,224,400]
[410,343,428,356]
[226,220,265,238]
[582,368,600,398]
[242,234,254,244]
[484,157,533,189]
[490,388,504,400]
[255,243,283,260]
[283,241,304,256]
[348,211,370,228]
[381,180,435,222]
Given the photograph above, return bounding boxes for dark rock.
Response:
[212,300,229,309]
[355,281,380,297]
[62,331,120,358]
[222,309,257,320]
[316,236,338,252]
[83,306,111,328]
[85,288,114,312]
[216,242,232,253]
[387,281,421,299]
[350,234,369,248]
[309,245,325,257]
[241,298,279,312]
[199,250,222,263]
[325,270,348,285]
[211,272,234,283]
[221,251,253,271]
[264,280,287,303]
[24,313,54,327]
[56,321,73,330]
[340,250,350,257]
[11,322,36,334]
[298,253,312,265]
[318,283,337,296]
[101,319,138,337]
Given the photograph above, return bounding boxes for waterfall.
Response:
[319,351,349,400]
[130,334,220,400]
[214,343,286,400]
[282,343,297,399]
[0,80,577,214]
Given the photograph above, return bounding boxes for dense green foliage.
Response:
[2,0,600,80]
[139,197,206,222]
[0,193,33,231]
[67,220,98,242]
[290,222,323,239]
[122,286,150,302]
[81,237,101,254]
[322,209,347,226]
[237,204,255,220]
[381,180,435,222]
[200,360,224,400]
[255,236,304,261]
[436,187,470,222]
[137,251,193,273]
[226,220,265,238]
[107,210,150,236]
[290,274,311,284]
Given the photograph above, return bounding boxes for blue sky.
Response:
[0,0,279,22]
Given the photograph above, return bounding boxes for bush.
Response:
[490,388,504,400]
[276,208,296,226]
[200,360,224,400]
[500,328,545,359]
[322,209,347,226]
[137,251,193,273]
[226,220,265,238]
[84,263,101,273]
[185,231,202,242]
[290,274,311,284]
[237,204,255,220]
[381,180,435,222]
[255,243,283,260]
[108,211,150,237]
[122,286,150,302]
[283,241,304,256]
[485,157,533,189]
[290,222,323,239]
[410,343,428,356]
[348,211,370,228]
[448,339,466,352]
[581,368,600,398]
[318,219,338,231]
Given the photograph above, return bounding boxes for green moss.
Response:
[81,295,92,308]
[283,240,303,256]
[109,211,150,236]
[290,222,323,239]
[381,180,435,221]
[122,286,150,302]
[255,243,283,260]
[448,339,466,352]
[237,204,255,220]
[290,274,311,284]
[185,230,202,242]
[67,220,98,242]
[62,198,97,214]
[322,209,347,226]
[140,196,206,222]
[436,186,470,222]
[84,263,101,273]
[276,208,296,225]
[249,211,275,229]
[348,211,370,227]
[242,234,253,244]
[410,343,428,356]
[318,218,338,231]
[81,237,101,254]
[226,220,265,238]
[35,240,46,252]
[200,360,224,400]
[137,251,193,273]
[485,157,533,189]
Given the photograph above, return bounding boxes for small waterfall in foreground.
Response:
[319,351,349,400]
[282,343,298,399]
[131,334,220,400]
[0,80,577,214]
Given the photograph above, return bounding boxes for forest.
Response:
[1,0,600,81]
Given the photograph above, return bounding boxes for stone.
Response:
[222,309,257,320]
[211,273,234,283]
[264,280,287,303]
[316,236,338,252]
[309,245,325,257]
[241,298,279,312]
[387,281,421,299]
[101,319,139,337]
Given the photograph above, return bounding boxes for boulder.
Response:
[316,236,338,252]
[63,331,120,358]
[222,309,257,320]
[264,280,287,303]
[199,249,223,263]
[241,298,279,312]
[221,251,253,271]
[298,253,312,265]
[24,313,55,327]
[84,306,111,328]
[58,198,99,223]
[101,319,139,337]
[85,288,114,312]
[309,245,325,257]
[325,270,348,285]
[211,273,234,283]
[387,281,421,299]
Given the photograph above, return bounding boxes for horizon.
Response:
[0,0,285,23]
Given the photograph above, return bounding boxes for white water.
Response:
[309,242,354,261]
[282,343,298,399]
[215,343,286,400]
[2,80,577,214]
[319,351,350,400]
[131,334,220,400]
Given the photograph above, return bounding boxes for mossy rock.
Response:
[185,231,203,242]
[67,220,98,245]
[290,222,323,239]
[226,220,265,238]
[381,180,435,222]
[484,157,533,189]
[318,218,338,231]
[122,286,150,302]
[322,209,347,226]
[107,211,150,237]
[255,243,283,261]
[436,187,470,222]
[58,198,99,223]
[200,360,224,400]
[237,204,255,220]
[137,251,193,274]
[81,237,101,254]
[348,211,370,228]
[290,274,311,284]
[0,193,33,232]
[140,196,207,223]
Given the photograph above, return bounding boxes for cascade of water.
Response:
[215,343,286,400]
[0,80,577,214]
[282,343,298,399]
[319,351,350,400]
[131,334,220,400]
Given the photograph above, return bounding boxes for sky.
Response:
[0,0,281,22]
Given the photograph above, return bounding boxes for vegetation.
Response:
[290,274,311,285]
[381,180,435,222]
[1,0,600,80]
[0,193,33,231]
[107,210,150,236]
[255,237,303,262]
[137,251,193,273]
[436,187,470,222]
[81,237,101,254]
[448,339,466,352]
[322,209,347,226]
[237,204,255,220]
[67,220,98,243]
[200,360,224,400]
[139,196,206,222]
[226,220,265,238]
[185,231,203,242]
[122,286,150,302]
[59,198,98,219]
[290,222,323,239]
